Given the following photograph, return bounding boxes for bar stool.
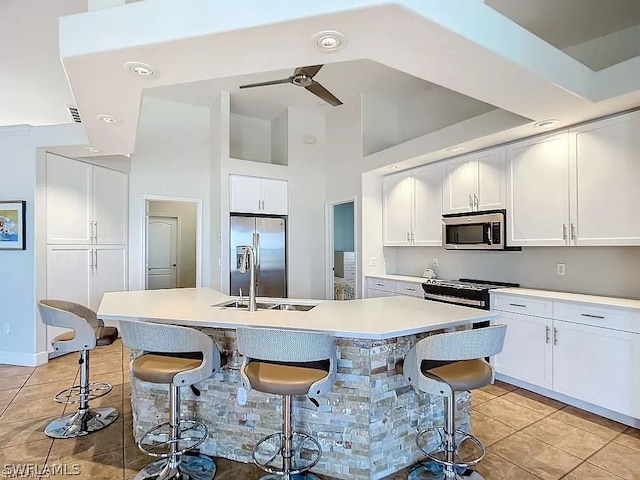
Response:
[37,300,120,439]
[119,319,222,480]
[399,325,507,480]
[237,327,337,480]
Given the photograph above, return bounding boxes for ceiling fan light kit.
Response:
[238,64,343,106]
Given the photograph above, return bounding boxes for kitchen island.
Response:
[98,288,497,480]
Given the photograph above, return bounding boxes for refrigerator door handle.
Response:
[253,232,260,287]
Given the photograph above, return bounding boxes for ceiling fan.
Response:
[238,65,343,106]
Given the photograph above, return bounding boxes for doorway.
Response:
[145,200,198,290]
[326,199,357,300]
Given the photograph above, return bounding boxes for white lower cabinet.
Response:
[366,276,422,299]
[46,245,127,352]
[492,293,640,420]
[552,320,640,418]
[493,312,553,389]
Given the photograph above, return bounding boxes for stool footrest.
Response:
[53,382,113,404]
[253,431,322,476]
[416,427,486,469]
[138,419,208,459]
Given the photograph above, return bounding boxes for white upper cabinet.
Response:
[443,148,505,214]
[46,154,93,244]
[507,133,570,246]
[383,170,413,245]
[92,166,128,245]
[571,111,640,246]
[383,164,444,246]
[230,175,288,215]
[412,163,444,246]
[46,153,128,245]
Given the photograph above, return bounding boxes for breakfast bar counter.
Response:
[98,288,497,480]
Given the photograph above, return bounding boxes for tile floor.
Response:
[1,340,639,479]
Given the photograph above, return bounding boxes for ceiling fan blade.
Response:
[305,81,343,106]
[239,77,292,89]
[294,65,323,78]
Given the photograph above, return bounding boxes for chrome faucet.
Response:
[238,245,257,311]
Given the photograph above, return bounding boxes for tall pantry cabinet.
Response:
[45,154,128,350]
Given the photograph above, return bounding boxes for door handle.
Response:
[94,250,98,270]
[89,222,94,242]
[171,264,177,267]
[94,221,98,242]
[410,231,414,242]
[570,223,576,240]
[474,193,479,210]
[468,194,473,209]
[562,223,567,240]
[406,231,410,242]
[90,249,94,269]
[545,326,550,344]
[553,327,558,345]
[487,225,492,245]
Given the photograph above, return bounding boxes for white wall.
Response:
[389,246,640,299]
[0,123,87,366]
[287,107,326,299]
[148,201,198,288]
[229,113,271,163]
[129,96,210,291]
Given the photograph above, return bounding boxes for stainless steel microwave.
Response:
[442,209,520,250]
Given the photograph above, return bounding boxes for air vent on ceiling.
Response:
[66,105,82,123]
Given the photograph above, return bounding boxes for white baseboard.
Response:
[496,373,640,429]
[0,350,48,367]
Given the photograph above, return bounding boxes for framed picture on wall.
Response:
[0,201,26,250]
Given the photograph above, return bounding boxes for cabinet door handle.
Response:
[545,326,550,344]
[509,303,526,308]
[94,221,98,242]
[375,283,384,287]
[570,223,576,240]
[94,250,98,269]
[406,288,416,291]
[474,193,479,210]
[553,327,558,345]
[562,223,567,240]
[468,194,473,209]
[410,232,415,242]
[90,249,94,268]
[581,313,605,319]
[89,222,94,242]
[406,231,410,242]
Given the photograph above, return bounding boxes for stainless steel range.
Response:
[422,278,520,310]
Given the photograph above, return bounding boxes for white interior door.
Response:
[147,216,178,290]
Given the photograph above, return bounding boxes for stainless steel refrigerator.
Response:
[230,215,287,298]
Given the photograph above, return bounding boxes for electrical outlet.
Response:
[369,257,377,266]
[557,263,566,276]
[432,258,439,267]
[3,324,9,334]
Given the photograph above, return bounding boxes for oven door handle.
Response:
[423,292,485,308]
[487,225,492,245]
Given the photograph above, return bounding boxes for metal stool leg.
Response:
[135,384,216,480]
[253,395,322,480]
[45,350,119,439]
[409,394,486,480]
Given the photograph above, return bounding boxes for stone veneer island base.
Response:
[98,288,494,480]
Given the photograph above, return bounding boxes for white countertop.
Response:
[97,288,496,340]
[366,274,429,283]
[493,288,640,311]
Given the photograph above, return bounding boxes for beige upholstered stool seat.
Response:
[53,326,119,347]
[132,354,203,384]
[245,361,329,395]
[427,359,493,392]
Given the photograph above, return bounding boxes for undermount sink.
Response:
[211,299,317,312]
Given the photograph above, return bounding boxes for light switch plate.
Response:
[368,257,377,266]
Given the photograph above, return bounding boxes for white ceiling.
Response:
[487,0,640,49]
[147,59,440,120]
[0,0,87,126]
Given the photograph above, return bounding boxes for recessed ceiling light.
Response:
[85,146,101,153]
[533,119,559,128]
[96,114,120,124]
[389,165,401,170]
[124,61,156,77]
[311,30,347,52]
[446,146,464,153]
